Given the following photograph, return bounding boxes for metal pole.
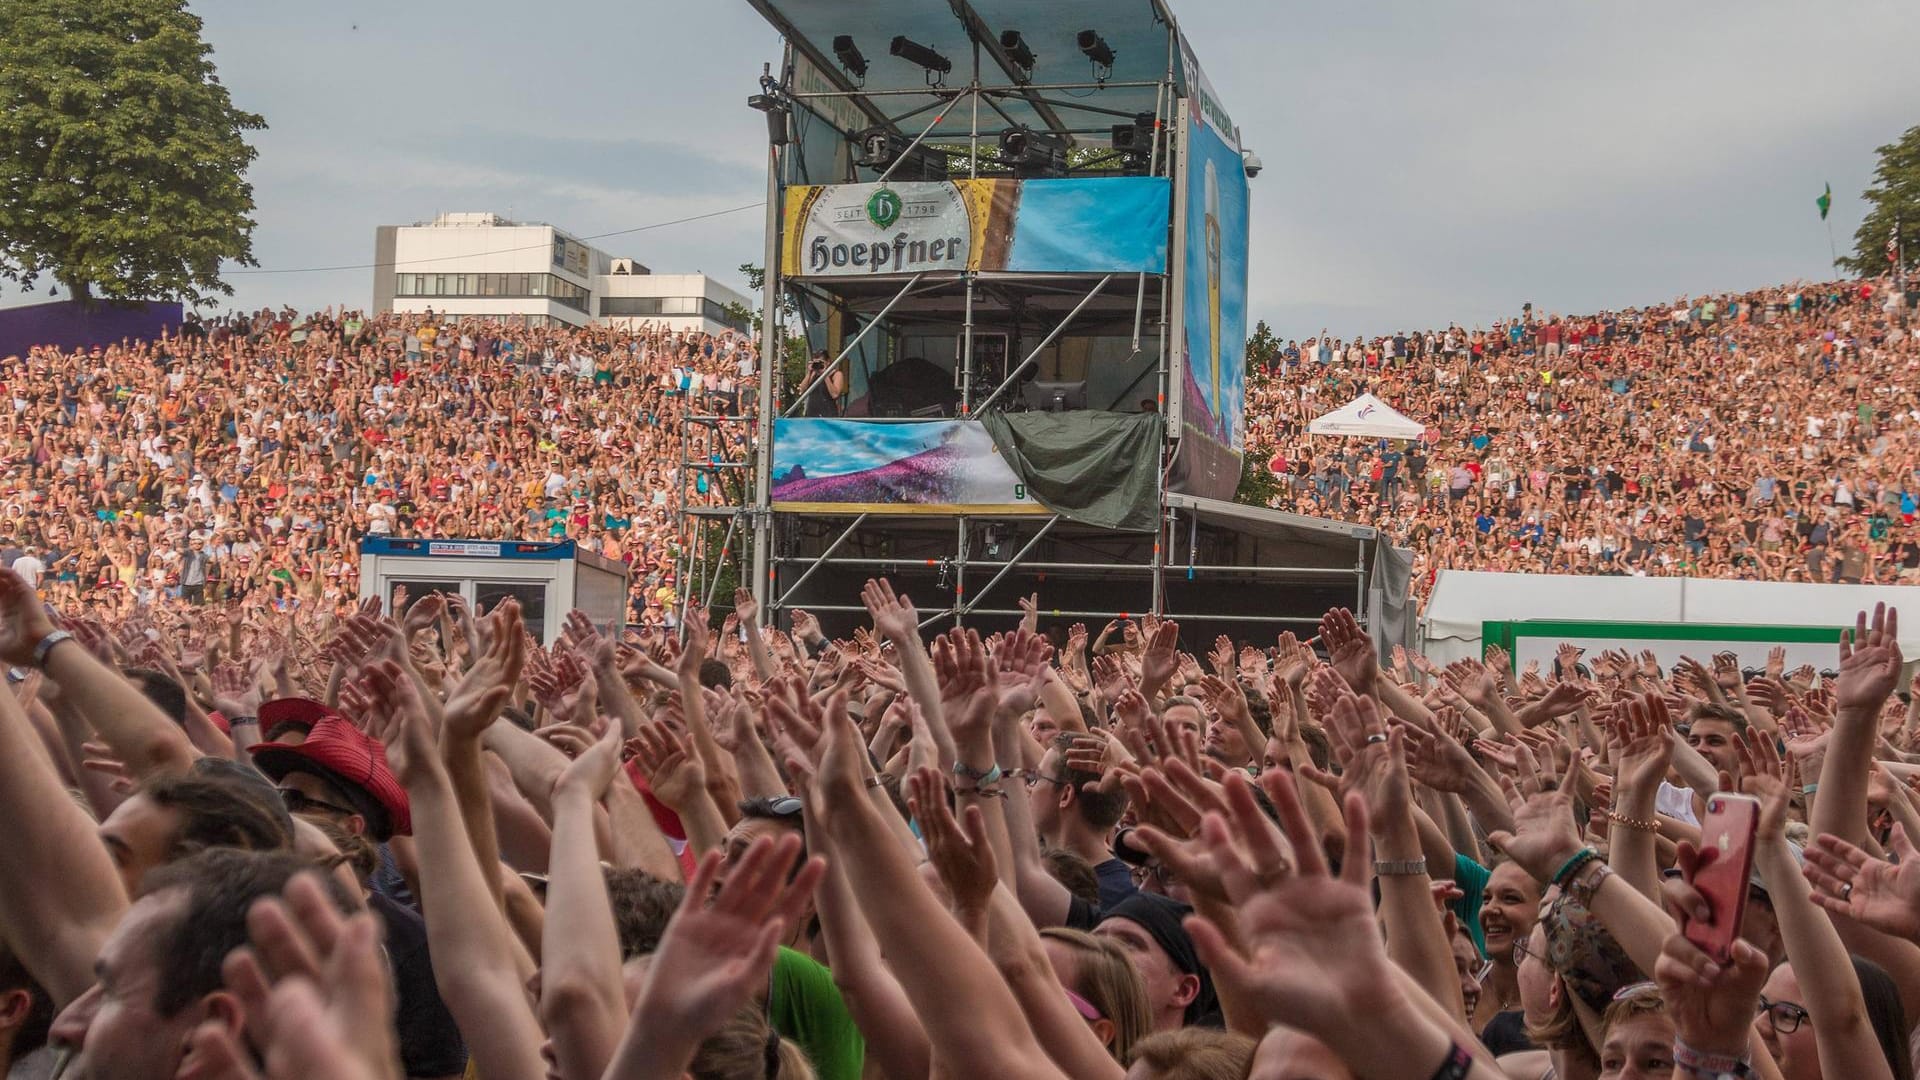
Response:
[875,91,967,186]
[959,516,1058,613]
[975,275,1113,412]
[1130,76,1168,354]
[750,105,784,618]
[953,515,967,628]
[784,273,925,417]
[773,513,869,607]
[969,39,980,177]
[702,513,739,610]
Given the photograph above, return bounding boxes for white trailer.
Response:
[358,538,627,646]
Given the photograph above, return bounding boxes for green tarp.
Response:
[979,410,1160,531]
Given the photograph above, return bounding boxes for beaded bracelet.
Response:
[1550,847,1599,889]
[1606,809,1661,833]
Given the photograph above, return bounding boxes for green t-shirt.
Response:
[769,947,865,1080]
[1453,854,1492,958]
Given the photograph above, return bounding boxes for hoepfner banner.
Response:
[781,178,1168,279]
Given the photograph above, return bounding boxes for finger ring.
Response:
[1842,883,1854,899]
[1364,734,1388,745]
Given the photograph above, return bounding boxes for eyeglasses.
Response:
[1064,988,1105,1022]
[1757,997,1809,1035]
[1026,772,1068,789]
[764,796,804,818]
[1130,863,1177,887]
[1511,937,1539,966]
[279,787,359,819]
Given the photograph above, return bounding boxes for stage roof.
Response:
[747,0,1211,145]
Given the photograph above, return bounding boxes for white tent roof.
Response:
[1308,392,1425,439]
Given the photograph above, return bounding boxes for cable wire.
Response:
[226,201,766,275]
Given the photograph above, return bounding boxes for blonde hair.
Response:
[1126,1028,1256,1080]
[688,1007,815,1080]
[1040,927,1153,1062]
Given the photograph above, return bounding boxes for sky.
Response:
[8,0,1916,339]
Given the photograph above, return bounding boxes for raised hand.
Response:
[906,767,998,920]
[1836,603,1901,715]
[554,720,624,802]
[860,578,919,642]
[210,873,402,1080]
[0,568,57,666]
[1300,693,1408,829]
[1485,754,1585,885]
[1208,635,1237,678]
[1615,692,1676,795]
[932,629,998,746]
[1184,770,1398,1041]
[1804,827,1920,939]
[627,722,707,811]
[442,601,525,740]
[1319,607,1377,695]
[1138,619,1181,693]
[354,661,438,788]
[632,836,823,1038]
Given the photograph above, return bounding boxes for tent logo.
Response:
[866,188,903,229]
[1358,404,1376,419]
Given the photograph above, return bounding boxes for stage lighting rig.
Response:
[855,126,950,180]
[1077,29,1114,81]
[999,125,1067,178]
[1110,111,1156,170]
[831,35,868,82]
[746,64,789,146]
[998,30,1036,76]
[890,35,952,85]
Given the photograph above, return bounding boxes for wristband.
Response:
[953,761,1002,786]
[227,715,260,728]
[1672,1037,1752,1078]
[1425,1042,1473,1080]
[30,630,74,668]
[1567,860,1614,909]
[1801,782,1819,794]
[863,772,893,790]
[1550,847,1599,888]
[1373,858,1429,877]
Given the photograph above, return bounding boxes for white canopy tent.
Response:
[1308,393,1425,440]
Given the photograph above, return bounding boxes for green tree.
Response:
[1246,319,1281,370]
[1840,124,1920,277]
[0,0,264,304]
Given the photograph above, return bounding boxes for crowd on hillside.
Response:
[1244,278,1920,602]
[0,309,758,627]
[5,558,1920,1080]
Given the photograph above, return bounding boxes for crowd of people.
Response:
[3,548,1920,1080]
[1246,278,1920,602]
[1,308,758,627]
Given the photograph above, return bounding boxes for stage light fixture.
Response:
[890,35,952,82]
[999,30,1036,74]
[999,125,1067,178]
[831,35,867,81]
[1077,29,1115,71]
[747,91,789,147]
[1110,112,1155,154]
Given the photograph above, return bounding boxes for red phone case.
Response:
[1684,793,1760,962]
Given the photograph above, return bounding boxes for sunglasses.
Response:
[280,787,359,819]
[765,796,804,818]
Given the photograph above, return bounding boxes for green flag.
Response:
[1818,183,1832,220]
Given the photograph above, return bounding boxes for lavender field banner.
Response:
[770,418,1045,515]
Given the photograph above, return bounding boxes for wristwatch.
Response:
[30,630,74,669]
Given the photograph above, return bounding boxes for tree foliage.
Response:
[0,0,265,304]
[1840,124,1920,277]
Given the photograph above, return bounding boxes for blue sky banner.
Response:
[1174,104,1250,453]
[781,178,1168,278]
[771,418,1046,514]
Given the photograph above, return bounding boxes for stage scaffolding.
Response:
[674,0,1412,651]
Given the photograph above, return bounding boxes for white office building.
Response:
[373,212,752,335]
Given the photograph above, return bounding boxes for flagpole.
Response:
[1826,217,1838,274]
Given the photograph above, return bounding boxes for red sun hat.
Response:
[249,715,411,839]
